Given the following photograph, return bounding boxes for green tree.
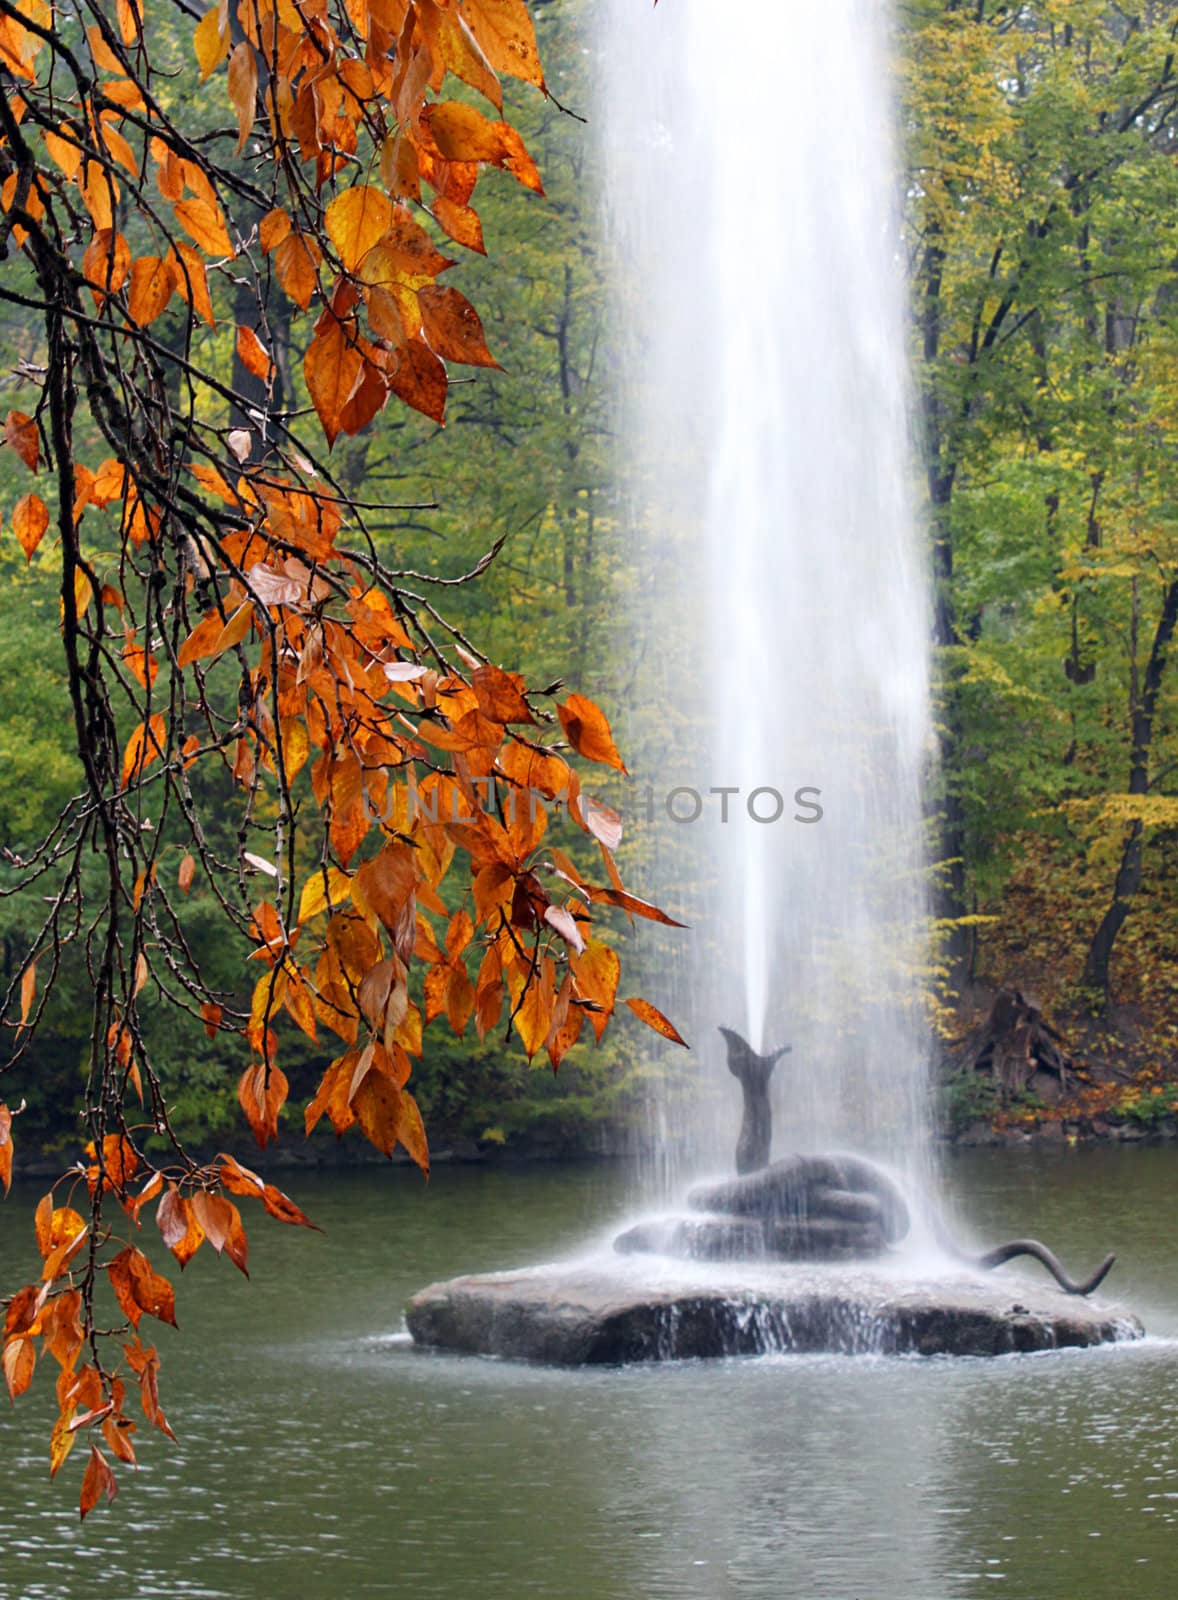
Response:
[902,0,1178,1019]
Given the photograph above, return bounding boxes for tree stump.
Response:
[957,987,1071,1100]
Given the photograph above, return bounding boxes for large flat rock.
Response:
[406,1258,1144,1365]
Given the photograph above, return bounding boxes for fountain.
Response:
[404,0,1142,1361]
[406,1021,1137,1361]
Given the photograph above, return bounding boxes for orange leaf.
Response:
[190,1192,248,1275]
[235,323,272,381]
[352,842,416,932]
[0,1102,11,1194]
[79,1442,118,1519]
[44,129,83,181]
[588,886,686,927]
[39,1289,83,1368]
[445,962,475,1036]
[273,230,321,310]
[41,1207,88,1280]
[168,242,216,327]
[91,457,128,506]
[200,1000,221,1038]
[471,663,533,724]
[624,997,689,1048]
[424,100,509,164]
[557,694,627,773]
[261,1181,318,1229]
[546,974,583,1070]
[423,103,543,194]
[297,865,352,923]
[189,1190,231,1251]
[18,961,35,1026]
[155,1184,187,1250]
[159,1191,204,1268]
[388,335,447,425]
[431,196,485,254]
[127,255,175,325]
[121,713,166,788]
[419,286,499,369]
[462,0,547,91]
[238,1062,289,1148]
[445,909,475,960]
[85,1132,139,1193]
[116,0,142,45]
[81,229,131,301]
[12,491,49,560]
[352,1068,403,1157]
[121,635,158,688]
[259,207,291,252]
[2,1336,34,1401]
[218,1155,319,1230]
[395,1091,430,1176]
[304,318,364,448]
[174,196,234,258]
[283,968,317,1041]
[436,7,502,109]
[227,40,258,155]
[176,608,224,667]
[571,940,619,1044]
[102,1414,138,1467]
[123,1336,176,1439]
[474,944,503,1041]
[178,853,195,893]
[204,601,254,662]
[513,976,551,1059]
[5,410,38,471]
[125,1170,162,1221]
[107,1246,177,1327]
[33,1194,52,1257]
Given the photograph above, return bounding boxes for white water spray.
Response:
[600,0,932,1184]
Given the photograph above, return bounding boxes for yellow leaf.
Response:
[297,866,352,924]
[49,1409,78,1478]
[193,5,228,81]
[325,186,393,273]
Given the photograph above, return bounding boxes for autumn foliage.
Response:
[0,0,681,1517]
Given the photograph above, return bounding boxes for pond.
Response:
[0,1147,1175,1599]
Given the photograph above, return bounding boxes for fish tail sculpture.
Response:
[719,1026,791,1175]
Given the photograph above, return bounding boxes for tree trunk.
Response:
[920,227,970,981]
[1082,575,1178,1001]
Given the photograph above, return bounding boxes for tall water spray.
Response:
[601,0,932,1187]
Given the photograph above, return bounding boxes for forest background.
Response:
[3,0,1177,1158]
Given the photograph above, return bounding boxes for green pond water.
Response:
[0,1147,1175,1600]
